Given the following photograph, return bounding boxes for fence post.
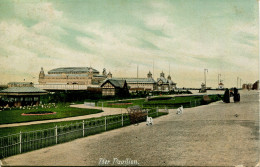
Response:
[121,110,123,127]
[165,106,168,113]
[19,131,22,154]
[105,117,107,131]
[55,125,57,144]
[82,120,85,137]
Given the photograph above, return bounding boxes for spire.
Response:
[107,71,112,79]
[160,71,165,78]
[39,67,45,79]
[167,75,171,80]
[102,68,107,76]
[147,71,152,78]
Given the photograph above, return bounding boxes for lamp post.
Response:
[204,69,208,88]
[237,77,239,88]
[218,74,221,88]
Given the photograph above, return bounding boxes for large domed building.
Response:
[37,67,109,90]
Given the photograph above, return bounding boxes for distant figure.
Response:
[233,88,240,102]
[146,116,153,126]
[176,105,183,114]
[223,88,230,103]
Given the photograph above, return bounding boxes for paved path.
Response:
[0,105,128,128]
[1,90,259,166]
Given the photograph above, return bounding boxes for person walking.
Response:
[233,87,240,102]
[223,88,230,103]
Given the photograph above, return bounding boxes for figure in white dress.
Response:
[176,105,183,114]
[146,112,153,126]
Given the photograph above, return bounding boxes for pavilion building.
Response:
[0,82,47,107]
[36,67,109,90]
[156,71,177,91]
[113,71,156,92]
[108,71,177,92]
[100,79,129,96]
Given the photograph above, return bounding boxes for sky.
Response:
[0,0,258,88]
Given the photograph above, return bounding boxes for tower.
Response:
[88,67,93,80]
[160,71,165,78]
[167,75,171,80]
[38,67,45,84]
[147,71,152,78]
[107,72,112,79]
[102,68,107,76]
[39,67,45,79]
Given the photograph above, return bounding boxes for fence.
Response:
[0,109,163,159]
[84,102,95,107]
[143,96,222,109]
[143,99,202,109]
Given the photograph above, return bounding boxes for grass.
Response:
[0,117,100,137]
[148,96,173,101]
[144,96,202,105]
[0,110,167,159]
[0,104,103,125]
[0,111,167,137]
[144,95,222,108]
[96,95,222,109]
[97,99,145,108]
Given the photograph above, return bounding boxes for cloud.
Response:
[0,0,258,87]
[13,2,62,22]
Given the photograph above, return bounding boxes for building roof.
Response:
[115,78,156,84]
[157,77,168,83]
[48,67,99,74]
[157,77,176,85]
[0,87,47,96]
[101,79,126,88]
[93,74,106,78]
[8,82,32,85]
[45,74,89,77]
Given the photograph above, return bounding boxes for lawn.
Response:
[0,116,100,137]
[0,111,167,137]
[96,95,222,109]
[0,104,103,125]
[97,99,145,108]
[143,95,222,108]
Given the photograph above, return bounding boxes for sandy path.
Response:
[1,90,259,166]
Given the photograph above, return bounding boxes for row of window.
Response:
[102,89,115,96]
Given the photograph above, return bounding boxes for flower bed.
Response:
[21,111,56,116]
[108,103,133,105]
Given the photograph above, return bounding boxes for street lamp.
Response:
[237,77,240,88]
[204,69,208,88]
[218,74,221,88]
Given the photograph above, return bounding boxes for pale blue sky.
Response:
[0,0,258,87]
